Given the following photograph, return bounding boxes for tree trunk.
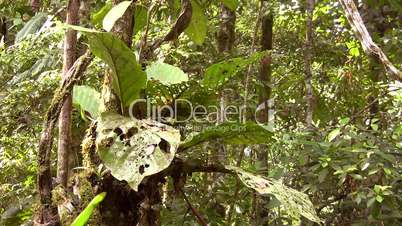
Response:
[93,1,161,225]
[0,17,7,44]
[304,0,314,128]
[256,13,273,226]
[217,5,236,53]
[36,51,93,226]
[57,0,79,190]
[31,0,40,13]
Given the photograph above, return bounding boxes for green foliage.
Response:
[185,0,207,45]
[1,0,402,225]
[220,0,239,11]
[102,1,132,32]
[179,122,273,150]
[0,24,62,224]
[227,166,321,224]
[71,192,107,226]
[91,1,112,27]
[15,13,47,42]
[133,4,147,35]
[203,51,268,89]
[96,113,181,191]
[72,85,101,118]
[145,62,189,85]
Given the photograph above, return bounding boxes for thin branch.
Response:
[150,0,192,51]
[159,158,234,178]
[243,1,264,122]
[139,2,158,63]
[179,187,209,226]
[227,148,245,224]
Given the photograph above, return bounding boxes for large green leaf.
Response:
[96,113,181,191]
[220,0,239,11]
[133,4,147,35]
[202,51,268,88]
[69,26,147,106]
[91,1,113,27]
[179,122,273,151]
[71,192,106,226]
[146,62,188,85]
[87,32,146,106]
[73,85,101,118]
[185,0,207,45]
[15,13,47,42]
[227,166,321,224]
[103,0,132,32]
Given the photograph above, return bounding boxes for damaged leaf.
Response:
[96,113,181,191]
[179,122,273,151]
[226,166,321,224]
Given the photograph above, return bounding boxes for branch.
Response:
[158,158,233,179]
[36,50,93,225]
[150,0,192,51]
[339,0,402,81]
[31,0,40,13]
[179,187,209,226]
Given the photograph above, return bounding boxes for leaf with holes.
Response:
[227,166,321,224]
[146,62,188,85]
[179,122,273,151]
[96,113,181,191]
[203,51,269,88]
[73,85,101,118]
[185,0,207,45]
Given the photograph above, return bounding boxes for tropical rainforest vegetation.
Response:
[0,0,401,225]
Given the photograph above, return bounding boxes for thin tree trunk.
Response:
[0,17,7,43]
[31,0,40,13]
[257,14,273,126]
[256,13,273,226]
[243,1,264,122]
[304,0,314,128]
[57,0,79,190]
[217,5,236,53]
[36,51,92,226]
[339,0,401,80]
[215,4,235,164]
[215,4,236,219]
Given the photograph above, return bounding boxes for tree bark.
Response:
[256,13,273,226]
[31,0,40,13]
[257,14,273,126]
[57,0,79,190]
[304,0,314,128]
